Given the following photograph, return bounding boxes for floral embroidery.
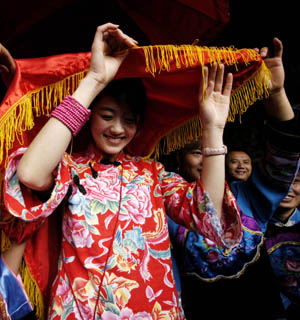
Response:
[4,147,242,319]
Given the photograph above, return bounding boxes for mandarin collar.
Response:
[87,143,125,164]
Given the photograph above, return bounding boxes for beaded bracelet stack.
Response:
[51,96,91,136]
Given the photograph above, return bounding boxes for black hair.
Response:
[92,78,146,127]
[226,147,252,160]
[72,78,146,154]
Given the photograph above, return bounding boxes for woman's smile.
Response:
[90,95,138,161]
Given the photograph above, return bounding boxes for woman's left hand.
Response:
[88,23,138,87]
[198,63,233,132]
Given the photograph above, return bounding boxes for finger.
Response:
[96,23,119,33]
[130,37,139,45]
[273,37,283,58]
[206,63,217,94]
[199,66,208,101]
[214,64,224,92]
[93,23,120,47]
[260,46,269,58]
[0,65,10,73]
[222,73,233,97]
[109,28,138,47]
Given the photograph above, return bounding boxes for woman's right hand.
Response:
[72,23,138,107]
[87,23,138,87]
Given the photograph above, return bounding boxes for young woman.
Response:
[3,23,241,319]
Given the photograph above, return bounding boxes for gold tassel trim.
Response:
[20,260,45,320]
[0,231,11,252]
[140,45,270,158]
[0,70,88,167]
[0,45,270,165]
[142,44,261,76]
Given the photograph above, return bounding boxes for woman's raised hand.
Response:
[88,23,138,86]
[198,63,233,132]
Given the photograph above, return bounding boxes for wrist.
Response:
[72,76,106,108]
[264,87,294,121]
[267,87,285,99]
[201,127,224,148]
[51,96,91,136]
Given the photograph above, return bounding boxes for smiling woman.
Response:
[2,23,243,319]
[89,78,145,162]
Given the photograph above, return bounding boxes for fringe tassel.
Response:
[141,45,270,158]
[0,45,270,164]
[153,63,270,158]
[228,61,270,122]
[20,260,45,320]
[152,117,203,159]
[0,231,11,252]
[0,70,87,167]
[142,44,260,76]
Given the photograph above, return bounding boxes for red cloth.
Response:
[0,46,266,166]
[0,43,266,316]
[116,0,230,45]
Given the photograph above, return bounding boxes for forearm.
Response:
[201,128,225,219]
[264,87,294,121]
[2,241,26,275]
[17,75,106,191]
[72,74,106,107]
[17,118,72,190]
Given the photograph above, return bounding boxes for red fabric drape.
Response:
[116,0,230,45]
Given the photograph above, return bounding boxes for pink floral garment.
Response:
[4,146,242,319]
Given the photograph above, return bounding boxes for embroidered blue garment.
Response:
[265,208,300,309]
[168,119,300,316]
[169,137,300,282]
[0,256,33,319]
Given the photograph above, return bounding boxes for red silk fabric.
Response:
[0,46,264,165]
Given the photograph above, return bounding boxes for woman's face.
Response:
[180,148,203,182]
[90,95,138,161]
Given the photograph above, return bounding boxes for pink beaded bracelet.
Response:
[51,96,91,136]
[202,145,227,156]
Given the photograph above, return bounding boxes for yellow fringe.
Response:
[0,70,87,167]
[0,231,11,252]
[142,44,260,76]
[141,45,270,158]
[0,45,270,165]
[20,260,45,320]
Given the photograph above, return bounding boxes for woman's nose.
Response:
[110,119,124,134]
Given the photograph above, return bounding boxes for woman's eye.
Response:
[125,118,136,125]
[101,114,113,120]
